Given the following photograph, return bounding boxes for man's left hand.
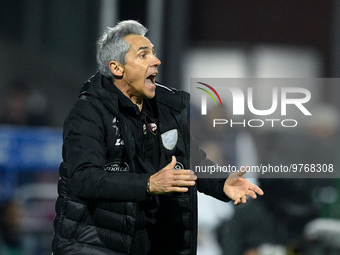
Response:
[223,166,264,205]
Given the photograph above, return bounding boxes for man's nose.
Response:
[151,55,161,67]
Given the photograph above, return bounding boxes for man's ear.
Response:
[109,61,124,77]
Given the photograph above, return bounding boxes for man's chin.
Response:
[144,86,156,99]
[146,92,156,99]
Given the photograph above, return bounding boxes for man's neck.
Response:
[113,81,143,111]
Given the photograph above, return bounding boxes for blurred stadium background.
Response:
[1,1,340,254]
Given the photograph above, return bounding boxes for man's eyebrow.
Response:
[137,46,153,52]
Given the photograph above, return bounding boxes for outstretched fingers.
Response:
[235,186,264,205]
[250,183,264,196]
[172,170,197,190]
[149,165,197,194]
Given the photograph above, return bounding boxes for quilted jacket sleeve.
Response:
[191,134,230,202]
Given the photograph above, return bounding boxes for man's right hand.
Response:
[148,156,197,194]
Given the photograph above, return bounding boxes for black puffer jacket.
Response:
[52,72,229,255]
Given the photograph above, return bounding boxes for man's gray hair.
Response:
[96,20,148,78]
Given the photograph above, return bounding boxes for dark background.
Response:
[0,0,339,126]
[1,1,340,254]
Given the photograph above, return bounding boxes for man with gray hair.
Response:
[52,20,263,255]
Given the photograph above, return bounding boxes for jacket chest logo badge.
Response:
[148,122,158,135]
[115,138,124,146]
[161,129,178,150]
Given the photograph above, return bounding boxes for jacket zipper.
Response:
[142,116,147,160]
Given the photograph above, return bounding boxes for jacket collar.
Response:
[80,72,158,121]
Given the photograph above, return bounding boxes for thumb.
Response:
[166,156,177,169]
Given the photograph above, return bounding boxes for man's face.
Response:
[120,34,161,102]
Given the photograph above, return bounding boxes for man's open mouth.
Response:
[146,73,157,86]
